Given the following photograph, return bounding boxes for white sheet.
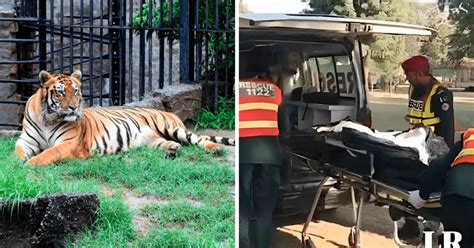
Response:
[313,121,431,165]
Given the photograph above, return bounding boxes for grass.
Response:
[194,97,235,130]
[0,138,234,247]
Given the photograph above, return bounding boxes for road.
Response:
[369,95,474,132]
[273,204,404,248]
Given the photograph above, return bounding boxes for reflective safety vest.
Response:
[406,84,441,129]
[239,78,282,138]
[451,128,474,167]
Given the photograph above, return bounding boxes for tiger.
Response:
[14,70,234,166]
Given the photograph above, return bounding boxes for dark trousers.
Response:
[239,163,280,248]
[441,195,474,248]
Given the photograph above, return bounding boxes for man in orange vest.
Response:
[402,55,454,147]
[408,128,474,247]
[239,77,282,248]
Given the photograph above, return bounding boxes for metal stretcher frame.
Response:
[285,136,442,248]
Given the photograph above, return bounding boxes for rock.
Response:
[0,193,99,247]
[0,129,20,138]
[125,84,202,124]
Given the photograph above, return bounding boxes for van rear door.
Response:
[240,13,435,37]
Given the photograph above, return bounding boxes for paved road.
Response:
[369,96,474,133]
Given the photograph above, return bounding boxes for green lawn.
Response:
[0,138,234,247]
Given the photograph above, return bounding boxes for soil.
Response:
[273,204,416,248]
[0,193,99,247]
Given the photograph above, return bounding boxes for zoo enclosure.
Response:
[0,0,235,128]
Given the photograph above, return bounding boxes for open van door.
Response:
[240,13,436,37]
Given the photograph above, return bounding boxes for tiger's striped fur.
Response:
[15,70,234,166]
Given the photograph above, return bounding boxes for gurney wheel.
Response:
[348,226,356,248]
[303,237,317,248]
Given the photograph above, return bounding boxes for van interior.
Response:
[240,37,366,136]
[240,34,369,224]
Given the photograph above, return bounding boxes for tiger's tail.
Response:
[171,127,234,153]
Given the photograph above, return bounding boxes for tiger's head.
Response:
[39,70,83,123]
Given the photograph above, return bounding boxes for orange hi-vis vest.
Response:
[239,78,282,138]
[406,84,441,129]
[451,128,474,167]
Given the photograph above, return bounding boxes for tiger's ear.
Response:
[39,70,52,87]
[71,70,82,81]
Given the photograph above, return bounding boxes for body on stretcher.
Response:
[282,133,443,247]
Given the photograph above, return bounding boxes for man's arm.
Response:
[432,89,454,147]
[419,140,463,199]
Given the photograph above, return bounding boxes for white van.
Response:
[239,13,435,225]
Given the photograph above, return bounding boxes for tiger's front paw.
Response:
[27,156,50,167]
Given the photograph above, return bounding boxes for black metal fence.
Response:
[0,0,235,129]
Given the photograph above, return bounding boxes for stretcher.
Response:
[282,132,443,248]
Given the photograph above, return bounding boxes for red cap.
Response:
[401,55,429,73]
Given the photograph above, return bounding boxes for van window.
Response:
[298,59,320,95]
[317,57,338,94]
[334,55,355,97]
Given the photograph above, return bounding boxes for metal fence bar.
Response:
[195,0,202,91]
[119,0,126,105]
[99,0,104,106]
[179,0,189,84]
[50,0,55,72]
[204,0,210,109]
[213,0,219,111]
[167,0,173,85]
[128,0,133,102]
[88,0,93,106]
[79,0,84,74]
[60,0,65,71]
[138,0,145,97]
[158,0,164,89]
[224,0,229,99]
[69,0,73,74]
[39,0,47,70]
[110,0,123,105]
[147,0,153,92]
[189,0,195,82]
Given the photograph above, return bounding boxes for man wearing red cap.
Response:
[392,55,455,244]
[402,55,454,147]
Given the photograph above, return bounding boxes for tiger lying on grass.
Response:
[15,70,234,166]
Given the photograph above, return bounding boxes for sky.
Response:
[243,0,438,14]
[244,0,310,14]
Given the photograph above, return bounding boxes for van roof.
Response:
[240,13,436,36]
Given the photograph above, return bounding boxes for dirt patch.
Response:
[133,215,154,236]
[187,199,204,208]
[100,184,168,236]
[123,191,168,211]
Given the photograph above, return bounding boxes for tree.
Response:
[307,0,413,91]
[239,0,249,13]
[408,3,454,67]
[447,0,474,62]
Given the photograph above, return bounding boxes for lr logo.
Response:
[424,231,462,248]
